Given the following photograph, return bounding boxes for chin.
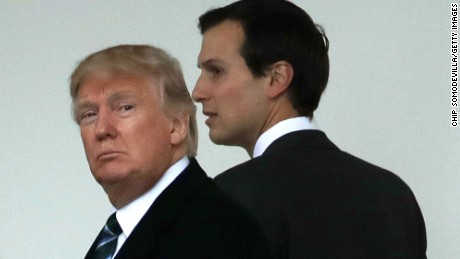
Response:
[209,133,225,145]
[92,167,130,185]
[209,134,235,147]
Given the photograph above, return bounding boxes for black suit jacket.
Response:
[86,158,273,259]
[214,130,427,258]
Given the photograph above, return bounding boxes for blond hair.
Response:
[70,44,198,157]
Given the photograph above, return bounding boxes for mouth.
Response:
[203,111,217,125]
[97,150,123,160]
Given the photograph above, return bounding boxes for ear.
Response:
[266,61,294,98]
[170,113,189,146]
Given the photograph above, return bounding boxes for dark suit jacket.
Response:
[86,158,273,259]
[214,130,427,259]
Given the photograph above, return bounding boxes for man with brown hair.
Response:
[193,1,427,258]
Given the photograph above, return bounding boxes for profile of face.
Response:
[192,20,271,151]
[75,75,177,208]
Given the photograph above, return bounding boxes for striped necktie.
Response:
[93,213,122,259]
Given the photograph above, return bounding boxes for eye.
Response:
[207,65,223,78]
[211,67,222,75]
[79,111,97,124]
[117,104,135,115]
[121,104,133,111]
[211,67,221,73]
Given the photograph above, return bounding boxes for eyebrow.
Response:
[75,91,138,111]
[107,91,137,104]
[197,59,224,69]
[74,99,96,112]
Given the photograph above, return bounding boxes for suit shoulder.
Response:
[174,173,273,257]
[213,159,260,193]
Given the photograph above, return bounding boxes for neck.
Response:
[107,178,158,209]
[244,99,299,157]
[106,148,187,209]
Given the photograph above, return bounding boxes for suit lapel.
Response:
[114,158,207,258]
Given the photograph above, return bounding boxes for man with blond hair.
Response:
[70,44,272,259]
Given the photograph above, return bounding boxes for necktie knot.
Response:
[105,213,122,237]
[93,213,122,259]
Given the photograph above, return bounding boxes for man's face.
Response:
[192,20,270,151]
[76,75,174,207]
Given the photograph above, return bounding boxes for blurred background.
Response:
[1,0,457,258]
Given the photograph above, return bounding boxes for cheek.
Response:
[215,85,243,109]
[222,90,253,113]
[133,131,172,170]
[80,130,94,154]
[131,119,171,150]
[222,75,259,100]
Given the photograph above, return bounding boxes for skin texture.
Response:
[193,20,297,156]
[75,75,187,208]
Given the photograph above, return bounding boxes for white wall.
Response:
[0,0,457,258]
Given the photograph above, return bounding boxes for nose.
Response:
[192,74,208,102]
[95,109,117,141]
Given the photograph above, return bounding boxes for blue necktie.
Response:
[93,213,122,259]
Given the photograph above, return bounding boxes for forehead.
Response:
[199,20,245,63]
[76,75,158,102]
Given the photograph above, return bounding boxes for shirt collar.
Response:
[115,156,189,238]
[253,117,319,158]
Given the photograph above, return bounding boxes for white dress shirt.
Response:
[252,117,319,158]
[111,156,190,257]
